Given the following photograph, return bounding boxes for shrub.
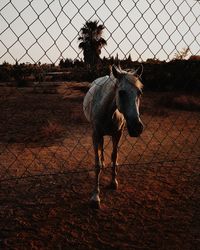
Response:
[158,94,200,112]
[41,121,65,139]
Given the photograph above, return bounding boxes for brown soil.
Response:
[0,82,200,249]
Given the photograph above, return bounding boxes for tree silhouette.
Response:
[78,20,107,66]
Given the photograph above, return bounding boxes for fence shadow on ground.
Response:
[0,162,199,250]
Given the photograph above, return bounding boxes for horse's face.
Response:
[113,65,144,137]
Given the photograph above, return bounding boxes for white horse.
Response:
[83,65,144,208]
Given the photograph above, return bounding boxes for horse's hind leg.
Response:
[110,130,122,190]
[99,136,105,168]
[90,131,103,208]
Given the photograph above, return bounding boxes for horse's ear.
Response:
[134,64,143,78]
[112,65,122,79]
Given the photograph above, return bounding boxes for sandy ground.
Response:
[0,81,200,249]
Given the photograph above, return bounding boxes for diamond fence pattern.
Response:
[0,1,200,248]
[0,0,200,181]
[1,0,200,63]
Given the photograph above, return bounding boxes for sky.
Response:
[0,0,200,64]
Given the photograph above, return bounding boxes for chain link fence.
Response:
[0,0,200,249]
[1,0,200,63]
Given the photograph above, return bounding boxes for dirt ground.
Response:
[0,81,200,249]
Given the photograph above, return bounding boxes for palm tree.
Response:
[78,20,107,66]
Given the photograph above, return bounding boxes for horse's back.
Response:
[83,75,115,122]
[90,75,110,88]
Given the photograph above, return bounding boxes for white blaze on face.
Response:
[135,94,140,117]
[128,89,140,120]
[116,80,140,121]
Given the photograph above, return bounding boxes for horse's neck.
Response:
[100,84,118,118]
[107,96,117,115]
[90,75,118,120]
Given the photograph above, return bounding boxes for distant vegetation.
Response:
[0,53,200,92]
[173,47,190,60]
[0,20,200,91]
[78,20,107,66]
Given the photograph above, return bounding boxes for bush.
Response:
[158,94,200,112]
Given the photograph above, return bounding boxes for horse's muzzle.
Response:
[127,119,144,137]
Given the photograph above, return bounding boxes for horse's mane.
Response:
[110,66,143,91]
[125,73,143,91]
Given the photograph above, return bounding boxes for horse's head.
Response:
[112,65,144,137]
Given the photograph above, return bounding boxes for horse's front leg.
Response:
[90,131,104,208]
[110,130,122,190]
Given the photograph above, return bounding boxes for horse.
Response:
[83,65,144,208]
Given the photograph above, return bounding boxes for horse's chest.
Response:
[94,109,125,136]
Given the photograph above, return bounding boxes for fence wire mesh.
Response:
[0,0,200,249]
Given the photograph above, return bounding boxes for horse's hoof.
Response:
[90,199,101,209]
[109,180,118,190]
[90,193,101,209]
[102,162,105,169]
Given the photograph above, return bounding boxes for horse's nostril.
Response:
[126,118,144,137]
[138,121,144,131]
[135,122,143,134]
